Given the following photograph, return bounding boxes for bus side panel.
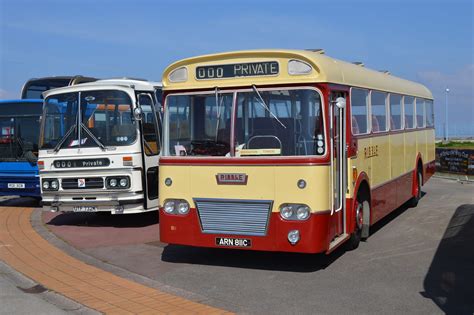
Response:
[402,130,417,199]
[424,129,436,183]
[370,134,395,222]
[389,132,403,209]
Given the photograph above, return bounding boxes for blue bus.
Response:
[0,100,43,198]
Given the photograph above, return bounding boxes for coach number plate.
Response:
[215,237,252,248]
[72,206,97,212]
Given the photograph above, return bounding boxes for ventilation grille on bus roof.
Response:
[305,49,325,54]
[352,62,365,67]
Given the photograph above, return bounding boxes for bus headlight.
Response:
[106,176,130,189]
[42,179,59,191]
[280,206,293,219]
[177,201,190,215]
[164,201,175,214]
[163,199,190,215]
[296,206,310,220]
[279,204,311,221]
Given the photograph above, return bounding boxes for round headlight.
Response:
[42,181,49,189]
[287,230,300,245]
[119,178,128,187]
[109,178,117,187]
[280,206,293,219]
[51,181,58,190]
[296,206,310,220]
[164,201,175,214]
[177,202,189,214]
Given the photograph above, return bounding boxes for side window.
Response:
[371,91,387,132]
[404,96,415,129]
[389,94,402,130]
[350,88,369,135]
[426,99,434,127]
[415,98,425,128]
[139,94,160,156]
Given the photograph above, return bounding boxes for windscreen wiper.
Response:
[80,123,107,151]
[214,87,225,142]
[251,85,286,129]
[53,124,76,152]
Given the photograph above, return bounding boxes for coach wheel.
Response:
[408,170,422,208]
[346,197,366,250]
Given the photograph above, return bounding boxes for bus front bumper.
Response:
[42,194,148,214]
[159,208,331,254]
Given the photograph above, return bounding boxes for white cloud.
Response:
[417,65,474,136]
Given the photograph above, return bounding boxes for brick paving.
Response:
[0,207,231,314]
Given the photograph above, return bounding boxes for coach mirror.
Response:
[133,105,144,121]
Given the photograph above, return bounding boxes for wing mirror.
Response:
[335,97,346,109]
[133,107,143,121]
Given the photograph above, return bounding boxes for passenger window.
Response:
[404,96,415,129]
[350,88,369,135]
[415,98,425,128]
[389,94,402,130]
[425,100,434,127]
[371,91,387,132]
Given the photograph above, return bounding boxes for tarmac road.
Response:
[4,177,474,314]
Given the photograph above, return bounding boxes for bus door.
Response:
[137,93,160,210]
[329,92,348,249]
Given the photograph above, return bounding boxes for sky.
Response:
[1,0,473,136]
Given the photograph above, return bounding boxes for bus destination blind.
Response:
[196,61,279,80]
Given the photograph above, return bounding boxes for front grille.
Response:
[194,198,272,236]
[61,177,104,189]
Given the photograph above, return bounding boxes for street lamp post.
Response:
[445,87,450,141]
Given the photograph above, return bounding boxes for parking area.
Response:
[2,177,474,314]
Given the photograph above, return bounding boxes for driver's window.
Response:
[139,94,160,156]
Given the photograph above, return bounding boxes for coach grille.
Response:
[194,198,272,236]
[61,177,104,189]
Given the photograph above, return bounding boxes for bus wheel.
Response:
[346,198,364,250]
[408,170,422,208]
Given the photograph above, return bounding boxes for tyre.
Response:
[408,170,422,208]
[346,197,367,250]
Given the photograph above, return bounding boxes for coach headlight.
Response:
[106,176,130,189]
[42,179,59,191]
[119,178,128,187]
[279,204,311,221]
[50,180,59,190]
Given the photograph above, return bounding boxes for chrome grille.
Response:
[194,198,272,236]
[61,177,103,190]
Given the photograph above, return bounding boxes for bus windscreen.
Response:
[0,102,42,162]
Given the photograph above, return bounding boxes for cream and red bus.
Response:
[159,49,435,253]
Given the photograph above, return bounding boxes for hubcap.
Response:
[355,202,363,230]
